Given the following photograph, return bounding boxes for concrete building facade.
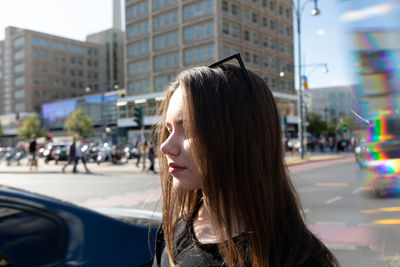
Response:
[0,26,102,115]
[308,85,356,124]
[119,0,296,141]
[86,28,126,92]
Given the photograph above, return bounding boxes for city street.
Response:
[0,155,399,266]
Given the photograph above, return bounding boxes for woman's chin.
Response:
[172,176,199,191]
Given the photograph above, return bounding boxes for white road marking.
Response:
[303,208,310,213]
[325,196,342,204]
[316,221,347,226]
[352,187,364,194]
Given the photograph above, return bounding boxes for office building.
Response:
[308,85,356,124]
[0,26,102,115]
[119,0,296,142]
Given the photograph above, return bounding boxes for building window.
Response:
[126,1,149,19]
[128,79,150,94]
[269,1,275,11]
[262,37,268,48]
[252,12,258,24]
[244,30,250,41]
[155,74,174,91]
[14,90,25,99]
[222,0,229,12]
[128,39,150,56]
[127,20,149,38]
[222,23,229,35]
[13,37,24,48]
[153,0,176,10]
[253,54,259,65]
[243,9,250,21]
[154,52,179,71]
[184,44,213,65]
[223,45,230,57]
[263,17,268,27]
[154,10,178,30]
[244,52,250,62]
[14,76,24,86]
[231,25,239,38]
[251,33,259,44]
[15,103,25,112]
[14,63,25,74]
[263,57,269,67]
[154,31,178,50]
[128,59,150,76]
[184,22,213,42]
[183,0,213,20]
[231,4,238,15]
[13,50,24,60]
[33,37,48,47]
[53,41,67,51]
[270,20,275,30]
[70,45,84,54]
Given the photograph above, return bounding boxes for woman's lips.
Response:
[168,162,186,174]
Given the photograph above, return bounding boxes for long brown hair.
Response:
[156,64,339,267]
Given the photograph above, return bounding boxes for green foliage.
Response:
[307,112,326,135]
[64,108,94,138]
[18,114,47,140]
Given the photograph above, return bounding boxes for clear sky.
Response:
[0,0,355,89]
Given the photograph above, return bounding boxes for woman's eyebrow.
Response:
[165,119,183,128]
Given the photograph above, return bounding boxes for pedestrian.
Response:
[133,140,141,167]
[147,141,157,174]
[72,137,90,173]
[152,54,339,267]
[28,133,38,171]
[62,137,76,173]
[142,139,148,170]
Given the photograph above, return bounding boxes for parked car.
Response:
[0,185,161,266]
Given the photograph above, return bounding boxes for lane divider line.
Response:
[325,196,342,204]
[315,182,349,187]
[352,187,364,194]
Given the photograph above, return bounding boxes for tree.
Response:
[307,112,326,135]
[64,108,94,138]
[18,114,47,140]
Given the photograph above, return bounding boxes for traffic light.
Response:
[134,106,143,127]
[342,124,348,132]
[46,133,53,141]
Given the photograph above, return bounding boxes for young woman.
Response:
[153,54,339,267]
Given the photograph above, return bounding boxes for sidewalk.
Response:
[0,153,350,174]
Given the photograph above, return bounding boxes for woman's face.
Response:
[160,86,202,191]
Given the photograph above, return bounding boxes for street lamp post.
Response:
[295,0,321,159]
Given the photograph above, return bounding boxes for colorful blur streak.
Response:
[342,0,400,196]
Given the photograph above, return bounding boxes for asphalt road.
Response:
[0,156,399,266]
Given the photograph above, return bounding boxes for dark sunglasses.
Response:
[208,53,253,90]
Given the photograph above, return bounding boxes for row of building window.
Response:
[13,50,24,61]
[13,37,24,48]
[223,0,291,19]
[126,0,178,19]
[154,31,178,50]
[128,59,150,76]
[126,1,149,19]
[185,44,214,65]
[154,52,179,71]
[33,37,88,54]
[128,74,175,95]
[14,63,24,74]
[14,76,24,87]
[127,20,149,38]
[14,90,25,99]
[184,21,214,41]
[183,0,213,20]
[128,39,150,57]
[154,10,179,30]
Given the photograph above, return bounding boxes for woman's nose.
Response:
[160,132,180,157]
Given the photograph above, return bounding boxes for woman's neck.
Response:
[193,196,242,244]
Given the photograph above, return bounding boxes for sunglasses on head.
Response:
[208,53,253,90]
